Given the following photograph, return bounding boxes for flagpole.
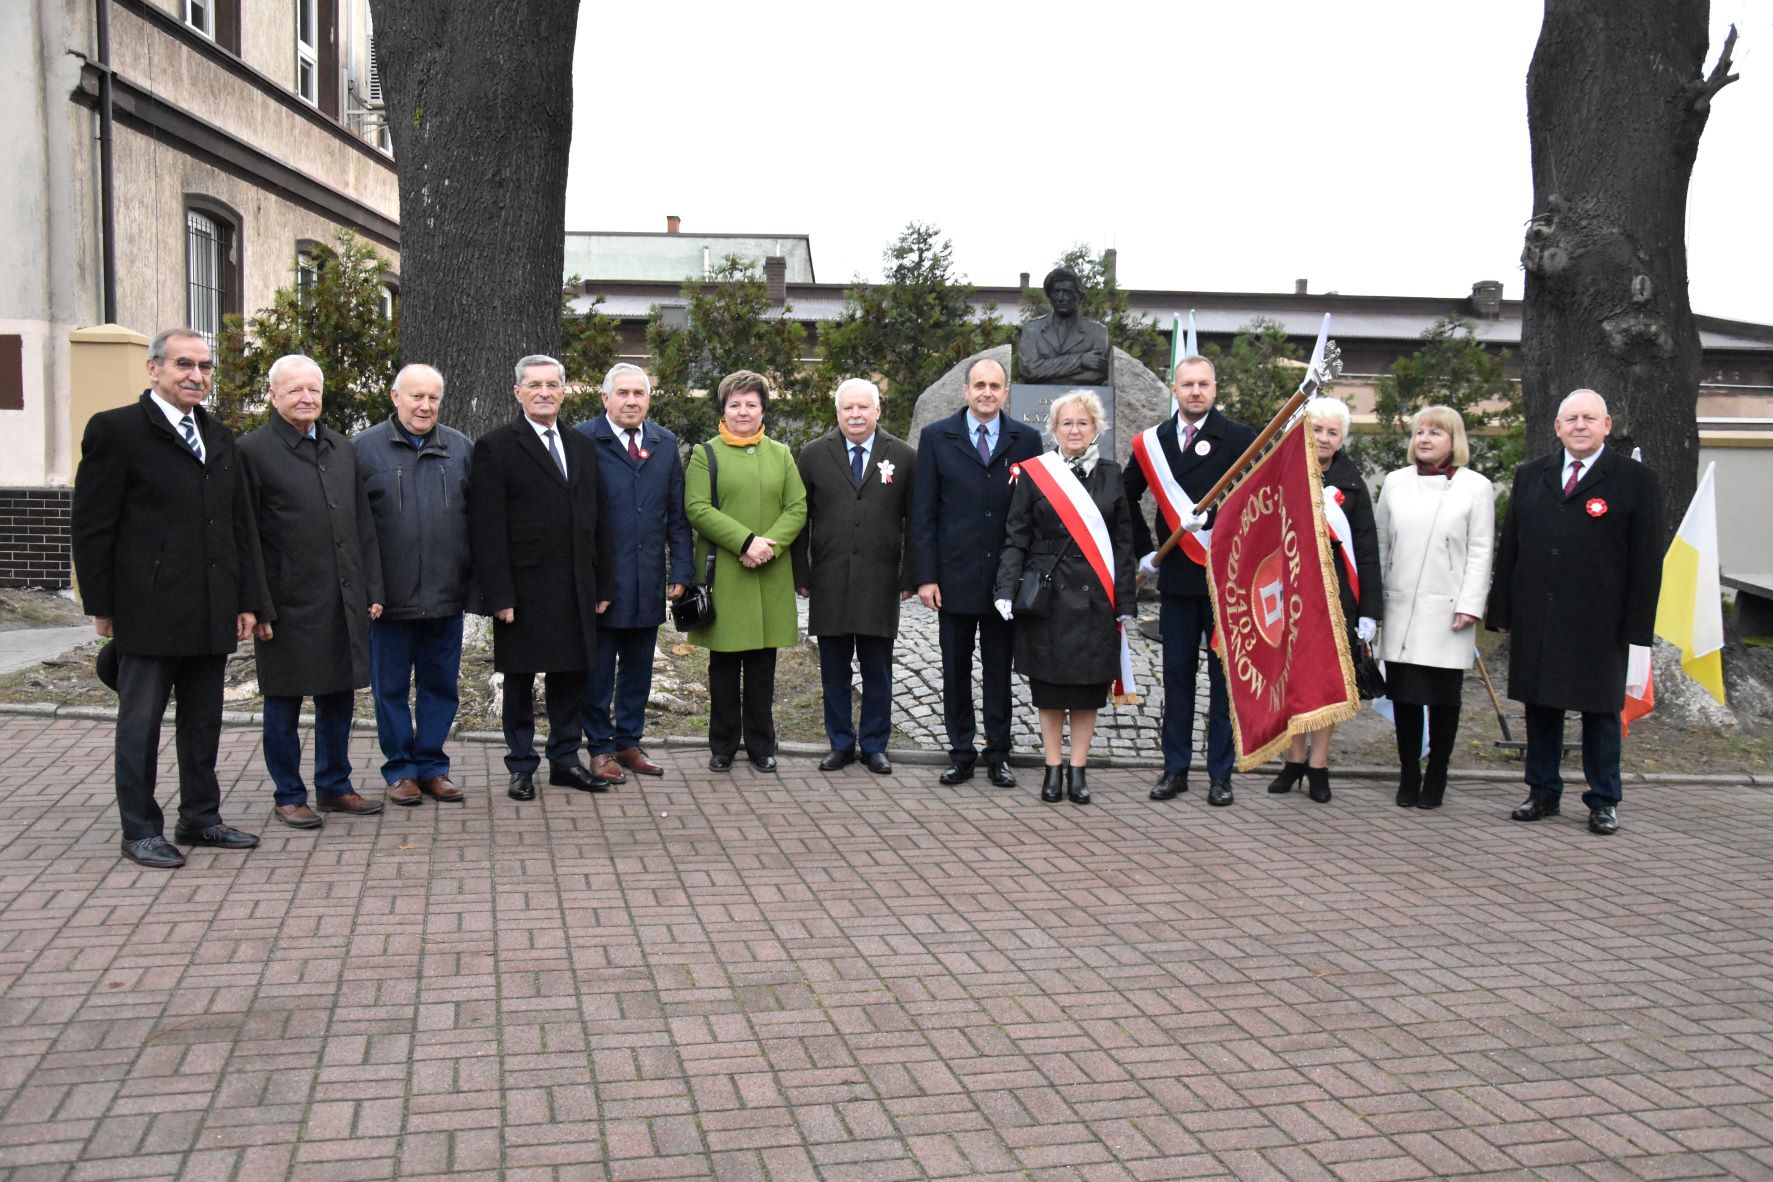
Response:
[1151,314,1333,563]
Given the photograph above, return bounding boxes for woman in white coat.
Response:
[1374,406,1495,810]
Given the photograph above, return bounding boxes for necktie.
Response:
[1181,422,1196,454]
[628,430,643,461]
[976,424,991,465]
[1563,459,1583,496]
[179,414,203,462]
[851,444,865,487]
[545,428,566,478]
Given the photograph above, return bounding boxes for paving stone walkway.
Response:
[2,716,1771,1181]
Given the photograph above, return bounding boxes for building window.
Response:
[297,243,322,304]
[379,282,397,322]
[184,0,214,39]
[297,0,320,106]
[186,206,238,347]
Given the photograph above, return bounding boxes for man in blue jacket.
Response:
[911,357,1043,787]
[353,363,473,806]
[574,364,693,783]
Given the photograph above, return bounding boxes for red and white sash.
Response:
[1322,486,1359,599]
[1130,425,1210,564]
[1017,452,1138,696]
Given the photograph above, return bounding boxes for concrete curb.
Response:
[5,699,1766,788]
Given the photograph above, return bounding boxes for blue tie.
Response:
[851,444,865,487]
[976,424,991,465]
[179,414,203,462]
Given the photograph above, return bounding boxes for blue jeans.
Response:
[369,614,463,783]
[1159,593,1233,779]
[582,625,657,755]
[263,690,356,806]
[819,633,894,754]
[1524,704,1623,810]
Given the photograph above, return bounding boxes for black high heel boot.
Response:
[1417,703,1458,810]
[1396,763,1421,807]
[1267,761,1306,794]
[1067,765,1090,805]
[1417,762,1447,809]
[1306,766,1331,803]
[1041,764,1064,803]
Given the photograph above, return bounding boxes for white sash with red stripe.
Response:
[1018,452,1138,697]
[1130,425,1209,564]
[1322,486,1359,599]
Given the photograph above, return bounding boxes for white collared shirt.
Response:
[149,391,204,462]
[1562,444,1604,488]
[526,415,567,478]
[1176,409,1211,449]
[844,431,876,469]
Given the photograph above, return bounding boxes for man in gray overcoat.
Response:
[239,355,385,829]
[791,378,918,774]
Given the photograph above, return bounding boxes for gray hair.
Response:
[393,363,445,395]
[1044,389,1105,445]
[1557,388,1609,418]
[148,327,206,360]
[833,377,880,411]
[514,354,566,385]
[601,363,652,396]
[267,353,322,388]
[1306,396,1351,435]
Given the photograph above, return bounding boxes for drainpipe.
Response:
[96,0,118,324]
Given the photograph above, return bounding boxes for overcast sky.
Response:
[565,1,1770,325]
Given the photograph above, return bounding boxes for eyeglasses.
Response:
[160,357,215,373]
[520,380,564,392]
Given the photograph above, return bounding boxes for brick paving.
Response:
[2,716,1771,1181]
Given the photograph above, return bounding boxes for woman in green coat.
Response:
[685,370,808,772]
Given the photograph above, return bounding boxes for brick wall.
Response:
[0,489,74,590]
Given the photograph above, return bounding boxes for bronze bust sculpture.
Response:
[1017,267,1112,386]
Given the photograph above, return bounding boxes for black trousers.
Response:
[938,609,1014,765]
[708,648,777,759]
[113,652,226,840]
[1524,704,1623,810]
[501,670,587,773]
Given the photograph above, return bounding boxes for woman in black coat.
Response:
[1267,397,1381,804]
[992,391,1136,805]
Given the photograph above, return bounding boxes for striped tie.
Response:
[179,414,204,462]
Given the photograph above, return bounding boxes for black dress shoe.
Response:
[818,748,855,772]
[709,753,734,772]
[1040,764,1064,803]
[120,835,185,869]
[1150,773,1186,801]
[986,762,1017,788]
[1267,762,1305,794]
[1588,805,1619,835]
[863,752,892,775]
[551,764,612,792]
[1510,796,1558,822]
[1066,765,1090,805]
[938,762,975,786]
[1306,767,1331,804]
[507,772,536,801]
[1207,778,1235,807]
[173,823,260,849]
[750,754,778,773]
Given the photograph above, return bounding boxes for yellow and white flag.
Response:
[1654,462,1726,704]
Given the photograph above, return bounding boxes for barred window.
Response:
[185,207,238,347]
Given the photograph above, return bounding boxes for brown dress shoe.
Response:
[273,803,324,829]
[388,778,423,806]
[616,746,664,776]
[317,792,385,816]
[590,753,626,784]
[420,775,463,802]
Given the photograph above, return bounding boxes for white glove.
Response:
[994,598,1013,622]
[1117,615,1135,625]
[1138,551,1159,578]
[1181,510,1208,534]
[1357,617,1377,643]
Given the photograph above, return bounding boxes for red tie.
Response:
[628,431,642,461]
[1563,459,1582,496]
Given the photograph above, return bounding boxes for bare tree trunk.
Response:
[372,1,581,438]
[1522,0,1736,538]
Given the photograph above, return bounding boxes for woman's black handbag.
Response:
[671,443,719,632]
[1011,543,1071,619]
[1353,640,1387,700]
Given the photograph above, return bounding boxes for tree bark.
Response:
[372,1,581,438]
[1522,0,1736,539]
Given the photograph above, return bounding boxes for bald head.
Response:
[391,363,445,435]
[1554,388,1612,460]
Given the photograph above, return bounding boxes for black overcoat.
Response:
[1324,450,1383,634]
[791,428,919,639]
[468,418,616,674]
[1486,448,1662,713]
[1123,409,1258,597]
[71,392,261,656]
[908,409,1043,615]
[238,414,383,696]
[993,457,1137,687]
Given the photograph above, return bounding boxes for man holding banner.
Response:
[1126,357,1256,805]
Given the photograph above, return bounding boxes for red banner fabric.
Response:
[1206,418,1358,769]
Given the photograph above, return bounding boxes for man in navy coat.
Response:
[1487,389,1662,836]
[574,364,692,783]
[910,357,1043,786]
[1125,356,1258,806]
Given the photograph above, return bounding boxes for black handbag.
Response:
[1353,640,1387,700]
[671,443,720,632]
[1011,543,1070,619]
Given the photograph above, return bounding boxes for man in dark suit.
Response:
[573,363,692,784]
[1125,356,1258,806]
[910,357,1043,786]
[71,327,262,868]
[468,355,617,801]
[793,378,919,775]
[1486,389,1662,835]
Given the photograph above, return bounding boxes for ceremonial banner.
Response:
[1206,418,1358,769]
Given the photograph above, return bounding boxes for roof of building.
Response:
[563,232,816,284]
